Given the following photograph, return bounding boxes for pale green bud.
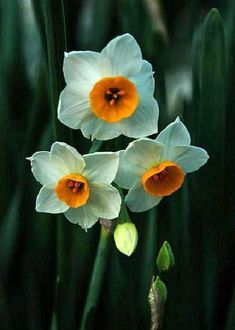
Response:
[114,223,138,256]
[156,241,175,273]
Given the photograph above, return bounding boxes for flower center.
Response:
[55,174,90,208]
[89,76,139,123]
[142,161,185,197]
[67,180,84,192]
[104,88,126,106]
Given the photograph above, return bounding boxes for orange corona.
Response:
[55,174,90,208]
[89,76,139,123]
[142,161,185,197]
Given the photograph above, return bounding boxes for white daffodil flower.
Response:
[115,117,209,212]
[27,142,121,230]
[58,33,159,141]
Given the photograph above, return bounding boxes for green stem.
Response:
[114,184,129,220]
[89,139,103,153]
[80,226,111,330]
[118,200,131,224]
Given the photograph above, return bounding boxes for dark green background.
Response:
[0,0,235,329]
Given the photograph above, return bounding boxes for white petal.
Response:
[50,142,85,175]
[125,182,162,212]
[130,60,155,96]
[27,151,63,185]
[88,183,121,219]
[64,205,98,229]
[82,152,119,183]
[115,150,139,189]
[120,97,159,138]
[58,85,91,130]
[36,183,69,213]
[81,116,120,141]
[170,145,209,173]
[156,117,191,147]
[122,138,164,176]
[63,51,101,90]
[115,139,164,190]
[99,34,142,76]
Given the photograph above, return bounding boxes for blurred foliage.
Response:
[0,0,235,329]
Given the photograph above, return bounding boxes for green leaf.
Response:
[199,8,226,161]
[195,8,226,329]
[35,0,67,140]
[0,190,22,276]
[80,227,111,330]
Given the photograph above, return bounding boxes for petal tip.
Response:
[175,116,181,123]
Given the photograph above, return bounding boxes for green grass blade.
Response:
[197,8,226,328]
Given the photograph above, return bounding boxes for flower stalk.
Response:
[80,226,111,330]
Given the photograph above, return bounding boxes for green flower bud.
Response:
[156,241,175,273]
[114,222,138,256]
[154,276,168,304]
[148,276,167,329]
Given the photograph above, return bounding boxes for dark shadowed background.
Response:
[0,0,235,329]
